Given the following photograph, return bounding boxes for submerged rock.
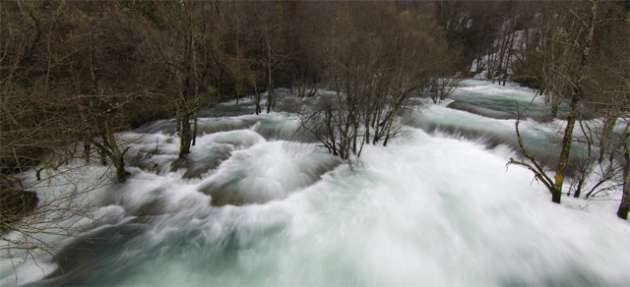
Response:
[198,142,341,206]
[447,100,557,122]
[447,101,516,120]
[170,144,233,179]
[195,116,261,135]
[133,119,178,134]
[252,116,318,143]
[36,223,148,287]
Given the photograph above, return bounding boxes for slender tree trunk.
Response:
[254,81,261,115]
[266,48,273,113]
[552,0,598,203]
[106,122,128,183]
[234,12,241,105]
[383,123,392,147]
[99,149,107,165]
[502,33,515,86]
[617,146,629,220]
[178,9,196,158]
[599,116,616,163]
[495,31,508,82]
[352,122,358,155]
[192,117,197,146]
[364,116,371,144]
[179,112,191,158]
[83,143,91,163]
[263,23,274,114]
[92,122,129,183]
[114,156,127,183]
[552,96,578,203]
[573,170,586,198]
[551,96,559,118]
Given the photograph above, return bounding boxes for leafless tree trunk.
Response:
[91,120,130,183]
[599,115,617,163]
[265,34,274,114]
[254,80,262,115]
[234,8,242,105]
[510,0,599,204]
[552,97,578,203]
[618,144,630,219]
[177,5,199,158]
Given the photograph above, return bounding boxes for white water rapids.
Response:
[2,80,629,286]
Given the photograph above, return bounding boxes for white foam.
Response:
[197,141,340,205]
[3,87,629,286]
[106,127,630,286]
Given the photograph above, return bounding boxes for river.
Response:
[2,80,629,286]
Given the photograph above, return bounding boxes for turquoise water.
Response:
[2,80,628,287]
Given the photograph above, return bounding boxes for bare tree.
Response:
[618,141,630,219]
[428,76,460,104]
[300,3,453,159]
[0,1,132,261]
[509,0,600,204]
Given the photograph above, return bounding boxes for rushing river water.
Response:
[2,80,629,286]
